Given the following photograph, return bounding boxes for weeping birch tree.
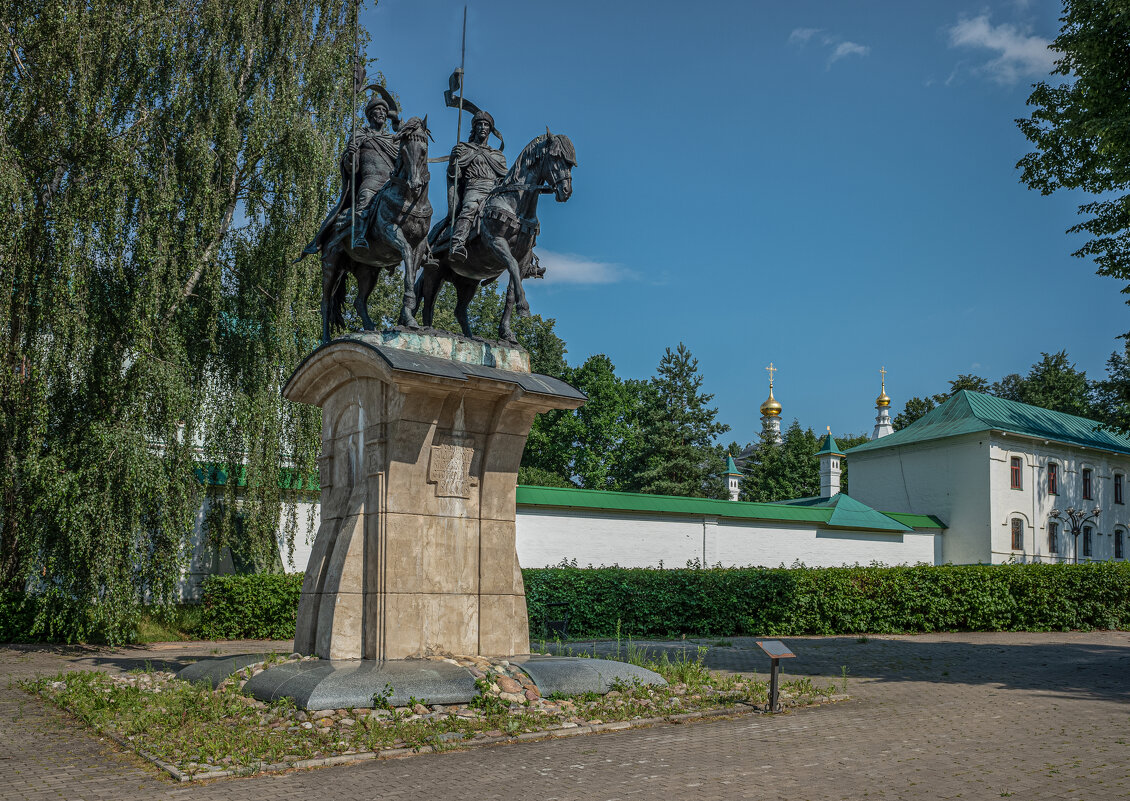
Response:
[0,0,364,641]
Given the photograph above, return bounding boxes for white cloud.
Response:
[789,27,870,68]
[535,249,635,285]
[788,27,822,45]
[829,41,870,64]
[947,14,1055,84]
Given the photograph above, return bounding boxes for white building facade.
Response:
[848,390,1130,565]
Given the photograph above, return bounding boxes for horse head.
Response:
[542,127,576,203]
[393,115,432,193]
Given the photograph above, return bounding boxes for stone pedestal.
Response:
[284,330,584,661]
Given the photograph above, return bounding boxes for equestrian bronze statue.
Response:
[300,86,434,344]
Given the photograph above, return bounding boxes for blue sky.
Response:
[361,0,1122,444]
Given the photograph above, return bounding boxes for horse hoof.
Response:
[517,303,531,318]
[399,313,419,330]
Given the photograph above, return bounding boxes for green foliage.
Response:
[521,353,649,491]
[993,352,1098,418]
[468,678,509,715]
[894,352,1100,430]
[1016,0,1130,298]
[0,0,359,641]
[524,562,1130,638]
[199,574,302,640]
[627,343,730,498]
[741,421,820,502]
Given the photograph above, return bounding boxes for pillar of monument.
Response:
[283,331,584,661]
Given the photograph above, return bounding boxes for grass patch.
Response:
[25,656,839,778]
[135,605,205,643]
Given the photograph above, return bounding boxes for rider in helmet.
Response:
[303,91,399,255]
[444,109,507,262]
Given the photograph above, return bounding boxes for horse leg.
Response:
[499,279,517,344]
[415,262,442,328]
[353,265,377,331]
[453,276,477,338]
[484,234,530,318]
[320,253,345,344]
[378,220,419,330]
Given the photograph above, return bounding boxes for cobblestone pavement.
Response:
[2,631,1128,800]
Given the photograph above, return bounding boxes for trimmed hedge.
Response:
[525,563,1130,637]
[193,563,1130,642]
[199,574,303,640]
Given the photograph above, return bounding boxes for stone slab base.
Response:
[176,653,273,688]
[176,655,665,710]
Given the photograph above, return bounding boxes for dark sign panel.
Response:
[756,640,796,659]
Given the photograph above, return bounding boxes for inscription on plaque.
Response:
[427,438,478,498]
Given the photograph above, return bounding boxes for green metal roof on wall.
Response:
[846,390,1130,457]
[777,493,912,532]
[515,485,943,531]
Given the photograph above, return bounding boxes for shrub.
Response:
[151,562,1130,643]
[523,562,1130,638]
[199,574,303,640]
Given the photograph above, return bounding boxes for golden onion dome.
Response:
[760,390,782,417]
[876,367,890,407]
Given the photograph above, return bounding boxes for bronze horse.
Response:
[318,116,433,344]
[416,130,576,343]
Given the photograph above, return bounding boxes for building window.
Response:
[1116,474,1124,504]
[1048,463,1058,495]
[1011,518,1024,550]
[1083,525,1092,557]
[1048,521,1059,554]
[1117,530,1124,560]
[1010,457,1023,489]
[1083,468,1093,500]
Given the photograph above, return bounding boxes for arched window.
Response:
[1116,474,1124,505]
[1011,518,1024,550]
[1047,521,1059,554]
[1116,529,1124,560]
[1010,457,1023,489]
[1083,525,1093,557]
[1048,463,1058,495]
[1083,468,1093,500]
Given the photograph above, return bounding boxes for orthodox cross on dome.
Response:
[766,362,777,389]
[880,366,887,393]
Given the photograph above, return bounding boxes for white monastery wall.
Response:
[515,507,704,568]
[183,497,941,599]
[849,434,989,565]
[515,507,936,569]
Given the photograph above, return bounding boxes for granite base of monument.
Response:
[176,654,666,709]
[285,329,584,661]
[174,329,665,707]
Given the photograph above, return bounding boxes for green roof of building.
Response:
[816,431,844,456]
[847,390,1130,456]
[515,485,943,531]
[725,454,740,475]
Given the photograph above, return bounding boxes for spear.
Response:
[448,6,467,243]
[350,0,363,246]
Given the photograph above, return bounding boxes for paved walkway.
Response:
[2,631,1128,800]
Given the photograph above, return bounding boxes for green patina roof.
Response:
[725,454,740,475]
[816,431,844,457]
[515,485,943,531]
[776,493,912,532]
[847,390,1130,457]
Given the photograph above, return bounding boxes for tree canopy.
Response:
[1016,0,1130,307]
[893,351,1099,430]
[1,0,360,640]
